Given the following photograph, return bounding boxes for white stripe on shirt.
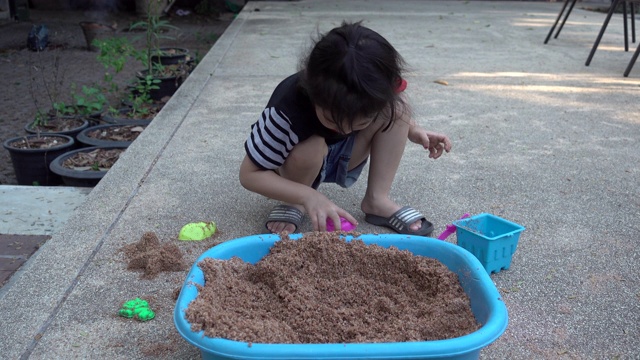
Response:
[246,107,299,170]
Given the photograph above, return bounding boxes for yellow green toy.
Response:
[178,221,217,241]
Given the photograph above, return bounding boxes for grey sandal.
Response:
[265,204,304,233]
[364,206,434,236]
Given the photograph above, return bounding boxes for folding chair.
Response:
[544,0,636,51]
[585,0,637,66]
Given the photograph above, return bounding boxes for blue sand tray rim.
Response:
[174,234,508,360]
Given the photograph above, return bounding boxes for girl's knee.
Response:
[284,136,327,171]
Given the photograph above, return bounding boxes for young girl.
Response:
[239,21,452,234]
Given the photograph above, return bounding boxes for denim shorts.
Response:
[312,134,367,189]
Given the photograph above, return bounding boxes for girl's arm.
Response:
[239,156,357,230]
[239,155,315,207]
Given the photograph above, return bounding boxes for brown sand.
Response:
[123,232,186,279]
[185,232,480,344]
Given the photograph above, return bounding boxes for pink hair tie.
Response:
[395,78,407,93]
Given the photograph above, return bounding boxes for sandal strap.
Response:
[389,207,425,232]
[266,205,303,231]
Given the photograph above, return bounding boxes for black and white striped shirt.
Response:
[244,73,346,170]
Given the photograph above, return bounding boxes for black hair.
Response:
[299,21,407,133]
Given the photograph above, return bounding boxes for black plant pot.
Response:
[137,70,182,101]
[76,121,150,147]
[151,47,189,65]
[25,118,90,146]
[3,134,75,186]
[49,146,127,187]
[103,107,159,123]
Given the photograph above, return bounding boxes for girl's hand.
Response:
[302,191,357,232]
[408,124,452,159]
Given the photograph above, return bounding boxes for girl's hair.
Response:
[299,21,407,133]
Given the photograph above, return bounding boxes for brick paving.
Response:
[0,234,50,287]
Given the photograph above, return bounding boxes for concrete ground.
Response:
[0,1,638,359]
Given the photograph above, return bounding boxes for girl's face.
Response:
[315,106,377,135]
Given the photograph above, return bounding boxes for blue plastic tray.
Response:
[174,234,508,360]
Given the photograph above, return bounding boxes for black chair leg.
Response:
[555,0,579,39]
[623,1,629,51]
[545,0,570,44]
[623,40,640,76]
[586,0,623,66]
[545,0,572,44]
[631,3,636,43]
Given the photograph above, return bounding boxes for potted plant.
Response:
[93,36,136,102]
[136,62,194,101]
[102,101,161,123]
[69,84,108,119]
[103,72,165,123]
[3,134,75,186]
[131,0,179,74]
[151,47,189,65]
[49,146,127,187]
[91,36,160,124]
[25,85,107,138]
[25,56,106,137]
[76,121,149,148]
[130,0,193,100]
[24,112,90,141]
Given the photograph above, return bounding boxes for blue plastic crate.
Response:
[174,234,508,360]
[453,213,525,274]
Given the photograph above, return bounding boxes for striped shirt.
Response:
[244,73,346,170]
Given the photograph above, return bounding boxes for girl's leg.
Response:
[350,113,423,231]
[268,135,327,233]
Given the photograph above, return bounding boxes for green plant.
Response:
[30,51,67,123]
[93,37,136,95]
[29,50,106,130]
[71,84,107,115]
[52,101,75,116]
[32,110,49,128]
[28,52,84,130]
[128,74,160,117]
[129,0,179,75]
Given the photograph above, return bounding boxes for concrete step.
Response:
[0,185,89,289]
[0,185,90,236]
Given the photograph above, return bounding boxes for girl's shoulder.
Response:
[264,73,333,141]
[268,73,314,122]
[268,73,305,106]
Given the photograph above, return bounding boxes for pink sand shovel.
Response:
[326,217,357,232]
